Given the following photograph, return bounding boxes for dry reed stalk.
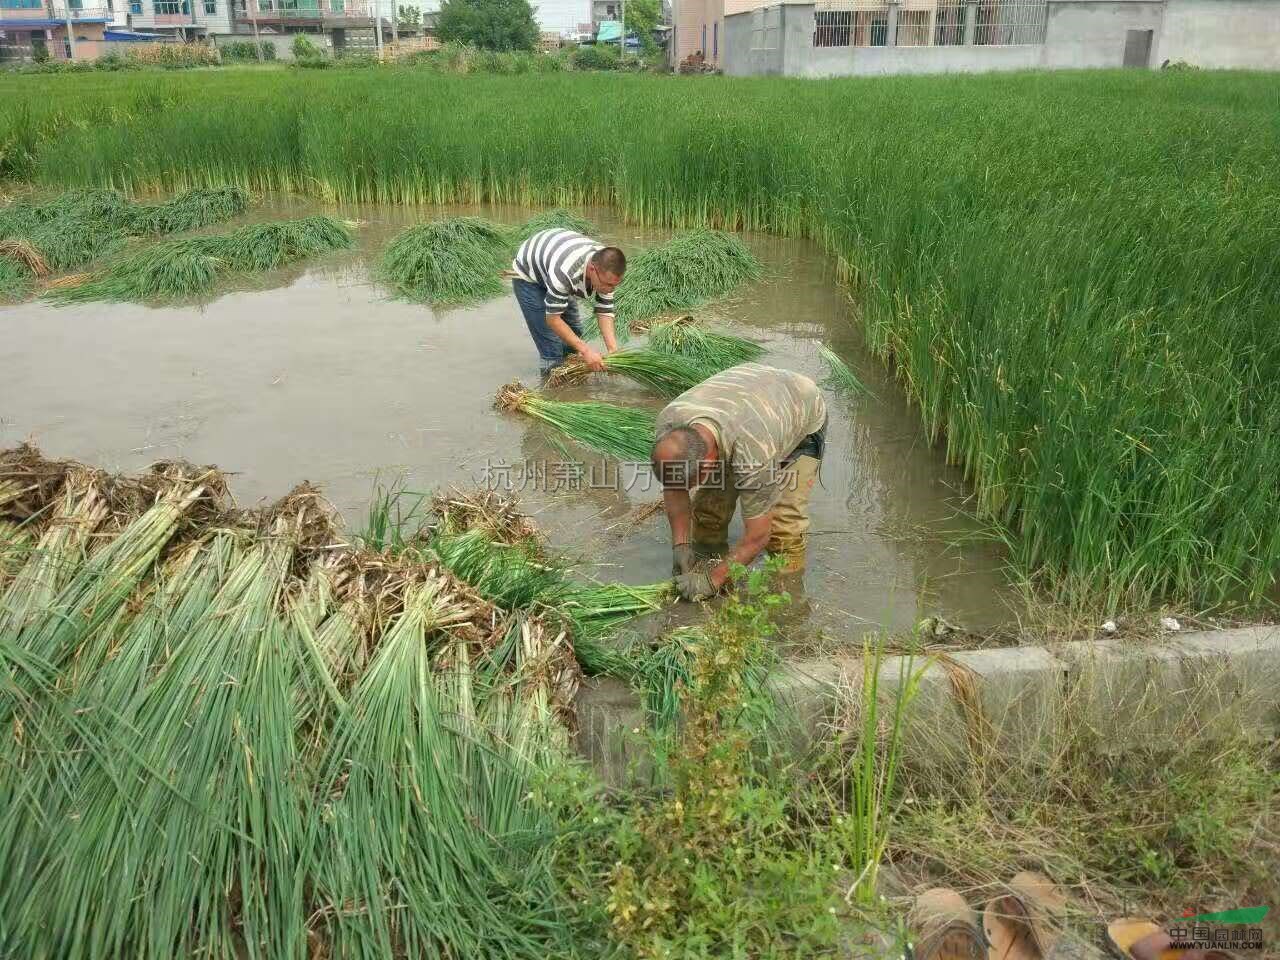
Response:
[43,273,89,290]
[0,239,49,278]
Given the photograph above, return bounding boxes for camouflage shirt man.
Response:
[650,363,828,601]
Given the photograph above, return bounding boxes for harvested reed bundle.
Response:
[495,379,656,462]
[819,344,870,398]
[23,216,124,272]
[45,216,353,303]
[128,186,249,234]
[647,315,764,373]
[379,215,508,304]
[546,347,712,398]
[585,229,761,340]
[0,238,48,277]
[510,208,594,244]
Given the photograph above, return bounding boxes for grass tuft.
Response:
[818,344,870,398]
[45,216,353,303]
[378,215,509,304]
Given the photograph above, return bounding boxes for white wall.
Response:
[1157,0,1280,68]
[533,0,592,34]
[1042,0,1164,68]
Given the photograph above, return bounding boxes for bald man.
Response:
[650,363,828,601]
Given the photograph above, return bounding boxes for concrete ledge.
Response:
[575,625,1280,786]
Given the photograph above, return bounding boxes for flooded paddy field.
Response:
[1,200,1014,643]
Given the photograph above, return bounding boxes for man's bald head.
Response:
[651,426,709,489]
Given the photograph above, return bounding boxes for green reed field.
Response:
[3,69,1279,607]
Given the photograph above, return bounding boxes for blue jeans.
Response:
[513,278,583,375]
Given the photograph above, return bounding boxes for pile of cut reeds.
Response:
[645,314,764,372]
[0,445,671,958]
[378,209,596,306]
[495,379,657,462]
[45,216,353,303]
[584,229,761,341]
[0,186,249,301]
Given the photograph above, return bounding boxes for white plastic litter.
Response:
[1159,616,1181,632]
[1101,619,1118,634]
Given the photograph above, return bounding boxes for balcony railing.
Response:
[231,0,377,20]
[0,1,113,20]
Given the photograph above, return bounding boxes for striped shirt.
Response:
[511,228,617,317]
[656,363,826,519]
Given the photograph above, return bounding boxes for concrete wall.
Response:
[1157,0,1280,69]
[1042,0,1164,68]
[800,38,1041,76]
[721,0,1280,76]
[671,0,725,65]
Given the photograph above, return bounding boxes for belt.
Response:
[781,414,828,466]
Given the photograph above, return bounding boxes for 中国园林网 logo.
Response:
[1168,906,1269,952]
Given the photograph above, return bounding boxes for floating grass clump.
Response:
[585,229,761,341]
[546,346,712,398]
[0,446,670,958]
[129,186,249,234]
[495,380,657,462]
[45,216,353,303]
[646,315,764,373]
[818,345,870,398]
[379,215,508,304]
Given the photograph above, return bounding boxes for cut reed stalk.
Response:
[378,215,508,304]
[646,315,764,372]
[495,379,656,462]
[818,344,870,398]
[546,346,713,398]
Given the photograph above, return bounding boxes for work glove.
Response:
[671,543,695,576]
[674,570,716,602]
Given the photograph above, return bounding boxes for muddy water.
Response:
[1,200,1014,644]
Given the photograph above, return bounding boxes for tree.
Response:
[622,0,660,52]
[435,0,539,51]
[398,3,422,30]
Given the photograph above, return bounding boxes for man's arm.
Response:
[662,487,693,545]
[596,313,620,354]
[708,512,771,588]
[546,313,605,372]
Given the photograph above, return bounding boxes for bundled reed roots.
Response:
[379,209,595,305]
[646,315,764,372]
[495,379,657,462]
[0,446,669,959]
[818,344,870,398]
[44,216,353,303]
[584,229,762,341]
[546,346,713,398]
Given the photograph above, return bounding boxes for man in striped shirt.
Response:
[511,228,626,376]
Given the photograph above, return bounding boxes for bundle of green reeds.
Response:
[127,186,249,234]
[818,344,870,398]
[646,315,764,373]
[584,229,762,341]
[45,216,353,303]
[546,346,712,398]
[495,379,657,462]
[0,446,671,958]
[379,215,509,304]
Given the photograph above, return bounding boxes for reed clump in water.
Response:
[495,379,657,462]
[585,230,762,341]
[818,344,870,398]
[645,315,764,373]
[44,216,354,303]
[378,215,510,304]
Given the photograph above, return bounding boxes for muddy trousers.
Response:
[691,455,819,574]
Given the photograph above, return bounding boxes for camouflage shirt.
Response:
[656,363,827,519]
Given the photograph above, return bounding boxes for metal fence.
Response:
[813,0,1046,48]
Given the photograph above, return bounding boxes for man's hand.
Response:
[671,542,694,576]
[675,570,716,602]
[580,347,606,373]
